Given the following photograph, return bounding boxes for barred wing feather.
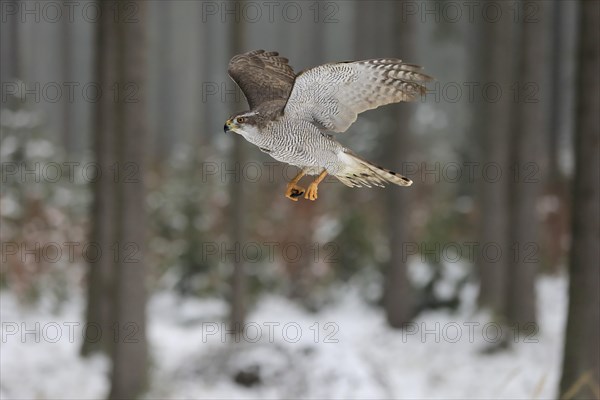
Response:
[284,59,432,133]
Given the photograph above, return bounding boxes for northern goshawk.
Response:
[224,50,432,201]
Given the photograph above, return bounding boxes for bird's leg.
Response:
[285,169,307,201]
[304,170,328,201]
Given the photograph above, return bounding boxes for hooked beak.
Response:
[224,119,233,133]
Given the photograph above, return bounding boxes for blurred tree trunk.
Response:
[82,2,149,399]
[477,1,517,319]
[507,0,551,328]
[548,0,563,181]
[545,0,578,274]
[354,1,377,58]
[559,1,600,398]
[155,2,174,160]
[466,0,487,171]
[382,1,416,328]
[0,0,19,108]
[108,1,149,398]
[61,15,73,153]
[228,16,246,333]
[81,0,118,357]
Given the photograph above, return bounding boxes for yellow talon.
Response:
[285,183,305,201]
[285,169,307,201]
[303,170,328,201]
[304,184,318,201]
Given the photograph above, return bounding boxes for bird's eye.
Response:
[236,117,245,124]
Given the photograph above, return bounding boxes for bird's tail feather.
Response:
[335,151,413,188]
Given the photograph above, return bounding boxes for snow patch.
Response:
[1,276,567,399]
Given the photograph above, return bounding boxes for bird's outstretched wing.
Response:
[284,59,433,133]
[228,50,296,110]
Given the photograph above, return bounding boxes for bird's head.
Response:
[224,111,261,141]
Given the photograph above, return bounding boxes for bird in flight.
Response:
[224,50,432,201]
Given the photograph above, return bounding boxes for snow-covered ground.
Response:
[1,276,567,399]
